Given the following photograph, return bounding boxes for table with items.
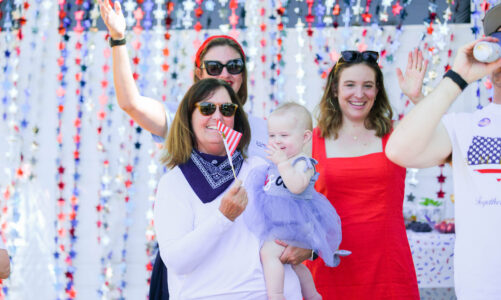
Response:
[407,230,456,299]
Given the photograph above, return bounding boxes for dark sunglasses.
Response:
[202,59,245,76]
[340,50,379,64]
[195,102,239,117]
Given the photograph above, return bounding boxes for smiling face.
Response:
[267,113,308,159]
[195,45,244,95]
[335,63,379,123]
[191,86,235,156]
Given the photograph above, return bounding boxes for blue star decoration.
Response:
[135,142,141,149]
[471,26,479,35]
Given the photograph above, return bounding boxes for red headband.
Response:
[195,35,246,68]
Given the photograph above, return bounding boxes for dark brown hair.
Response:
[162,78,250,168]
[193,37,248,105]
[316,58,393,139]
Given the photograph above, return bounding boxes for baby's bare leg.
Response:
[292,264,322,300]
[260,241,286,300]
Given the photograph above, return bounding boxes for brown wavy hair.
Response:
[316,58,393,139]
[161,78,251,168]
[194,37,248,105]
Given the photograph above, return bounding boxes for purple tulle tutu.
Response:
[243,162,342,267]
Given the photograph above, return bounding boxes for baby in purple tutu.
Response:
[244,103,347,300]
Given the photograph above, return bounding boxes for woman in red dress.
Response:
[305,50,425,299]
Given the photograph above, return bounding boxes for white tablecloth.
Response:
[406,230,455,288]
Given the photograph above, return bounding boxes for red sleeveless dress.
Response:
[305,128,419,299]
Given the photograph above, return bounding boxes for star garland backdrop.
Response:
[0,0,497,298]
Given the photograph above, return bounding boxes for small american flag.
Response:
[217,120,242,157]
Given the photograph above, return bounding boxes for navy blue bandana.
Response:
[179,149,244,203]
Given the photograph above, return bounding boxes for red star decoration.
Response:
[195,8,203,18]
[305,14,314,24]
[333,4,340,15]
[194,21,202,32]
[98,111,106,120]
[362,13,372,23]
[229,0,238,9]
[480,0,490,12]
[58,181,65,190]
[392,2,403,16]
[65,271,73,280]
[437,190,445,198]
[125,165,133,173]
[427,24,433,35]
[229,14,239,26]
[66,287,76,298]
[125,179,132,188]
[437,174,446,183]
[134,8,144,21]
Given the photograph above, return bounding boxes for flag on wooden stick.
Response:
[217,120,242,178]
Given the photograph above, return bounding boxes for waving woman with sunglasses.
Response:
[98,0,269,160]
[98,1,311,299]
[303,50,427,299]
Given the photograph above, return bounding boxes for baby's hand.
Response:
[265,143,288,165]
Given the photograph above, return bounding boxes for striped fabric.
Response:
[217,120,242,157]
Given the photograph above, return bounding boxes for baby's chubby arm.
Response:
[266,144,314,194]
[276,157,313,194]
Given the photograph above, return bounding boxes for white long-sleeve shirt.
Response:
[154,156,301,300]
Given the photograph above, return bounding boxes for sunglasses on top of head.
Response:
[340,51,379,64]
[202,58,245,76]
[195,102,239,117]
